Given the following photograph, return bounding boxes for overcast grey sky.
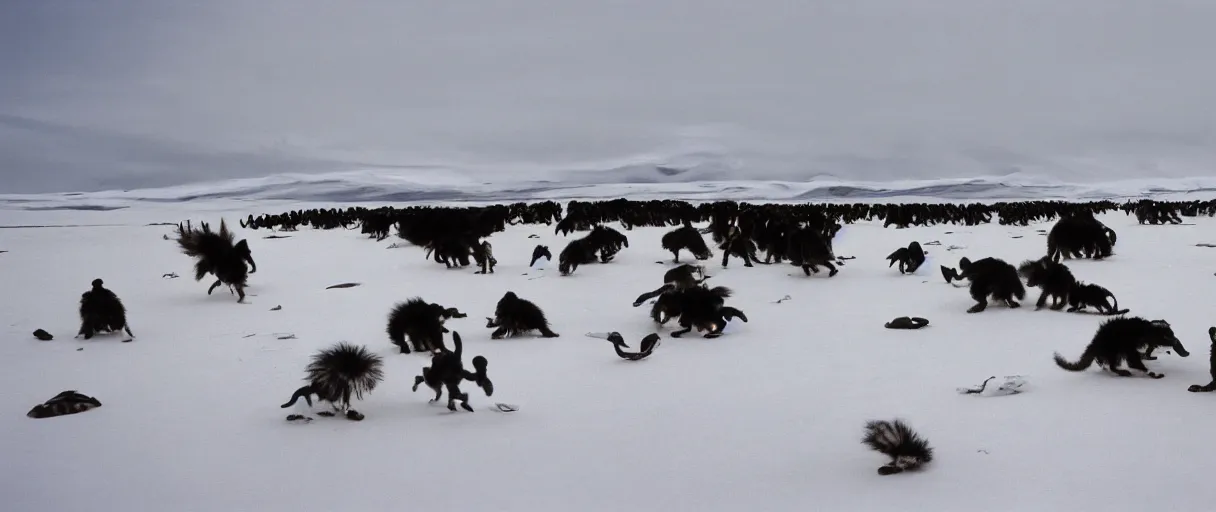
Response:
[3,0,1216,193]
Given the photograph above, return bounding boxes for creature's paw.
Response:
[345,410,365,421]
[1188,384,1216,392]
[877,465,904,475]
[1143,355,1157,360]
[828,269,839,277]
[316,411,336,417]
[1149,372,1164,379]
[704,332,723,339]
[460,402,474,412]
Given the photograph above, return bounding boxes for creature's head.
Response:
[442,307,468,319]
[958,257,973,272]
[606,332,627,348]
[639,333,661,352]
[693,246,713,260]
[1209,326,1216,343]
[91,278,104,289]
[1017,259,1046,287]
[558,260,573,275]
[1150,319,1189,357]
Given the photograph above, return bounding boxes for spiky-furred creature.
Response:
[175,219,256,302]
[861,419,934,475]
[280,342,385,421]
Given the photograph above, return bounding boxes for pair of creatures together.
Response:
[386,291,560,355]
[941,256,1126,315]
[660,223,843,277]
[281,333,494,420]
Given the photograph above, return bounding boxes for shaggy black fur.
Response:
[1018,257,1077,310]
[886,241,926,274]
[412,331,494,412]
[1188,327,1216,392]
[386,298,468,354]
[660,224,713,263]
[530,245,553,267]
[861,419,934,475]
[77,279,135,341]
[486,291,559,338]
[719,226,764,268]
[1053,317,1189,379]
[606,332,661,361]
[281,342,385,421]
[472,241,497,274]
[650,285,748,338]
[785,226,838,277]
[27,391,103,419]
[1066,283,1129,315]
[951,257,1025,313]
[558,225,629,275]
[632,264,710,307]
[175,219,256,302]
[1046,212,1116,262]
[1018,257,1128,314]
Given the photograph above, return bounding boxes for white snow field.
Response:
[3,200,1216,512]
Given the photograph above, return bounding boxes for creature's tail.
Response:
[886,248,906,268]
[281,385,314,408]
[1053,347,1096,371]
[450,331,463,359]
[1105,291,1129,315]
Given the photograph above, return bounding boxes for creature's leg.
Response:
[1142,345,1156,360]
[801,265,812,276]
[824,262,838,277]
[539,326,560,338]
[123,324,135,341]
[671,250,680,263]
[1125,353,1163,379]
[208,279,223,295]
[671,320,693,338]
[1035,290,1048,309]
[491,326,509,339]
[967,287,989,313]
[235,284,246,303]
[445,383,463,412]
[412,375,425,392]
[721,248,731,268]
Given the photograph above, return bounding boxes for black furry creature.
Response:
[486,291,559,338]
[946,257,1025,313]
[1018,257,1077,310]
[606,332,661,361]
[281,342,385,421]
[473,241,497,274]
[660,223,713,263]
[386,298,468,354]
[861,419,934,475]
[77,279,135,341]
[632,264,709,307]
[1046,213,1116,261]
[650,285,748,338]
[27,391,103,419]
[557,225,629,275]
[1187,327,1216,392]
[530,245,552,267]
[1018,257,1128,314]
[785,226,838,277]
[412,331,493,412]
[1053,317,1189,379]
[175,220,257,302]
[886,241,926,274]
[718,225,763,268]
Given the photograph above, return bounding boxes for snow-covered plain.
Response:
[3,201,1216,512]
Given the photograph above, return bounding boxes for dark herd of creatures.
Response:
[38,196,1216,476]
